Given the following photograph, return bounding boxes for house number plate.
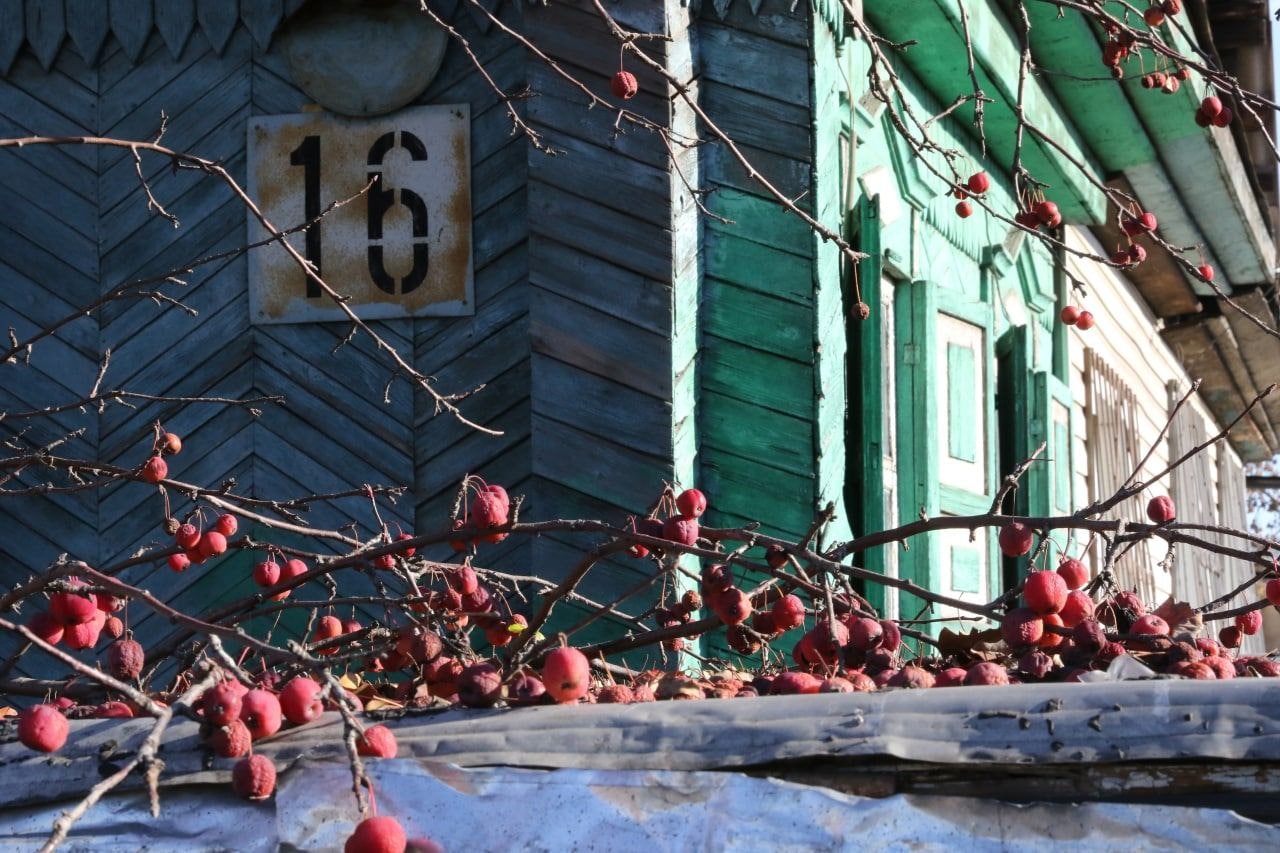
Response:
[247,105,473,324]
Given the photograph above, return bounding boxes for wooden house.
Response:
[1,0,1277,663]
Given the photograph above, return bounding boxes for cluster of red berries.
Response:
[448,480,511,551]
[1013,198,1061,231]
[952,171,990,219]
[1101,3,1181,79]
[139,431,182,484]
[626,487,707,560]
[1058,305,1095,331]
[168,512,237,573]
[1194,95,1232,129]
[1140,67,1189,94]
[27,578,128,654]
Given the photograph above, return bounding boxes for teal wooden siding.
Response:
[0,3,533,674]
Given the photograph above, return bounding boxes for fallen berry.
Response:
[769,671,822,695]
[879,619,902,652]
[964,661,1010,686]
[280,676,325,725]
[18,704,68,753]
[209,719,252,758]
[1002,607,1044,648]
[543,646,590,703]
[846,616,884,651]
[345,815,407,853]
[1132,613,1170,637]
[888,665,936,690]
[232,754,276,800]
[239,689,282,739]
[356,724,398,758]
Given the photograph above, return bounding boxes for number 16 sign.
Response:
[247,105,473,324]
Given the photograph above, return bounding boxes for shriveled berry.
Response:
[162,432,183,454]
[1235,609,1263,636]
[888,665,936,690]
[662,515,699,547]
[1267,578,1280,608]
[1057,558,1089,590]
[1024,570,1068,615]
[141,455,168,483]
[998,522,1034,558]
[458,662,503,708]
[1147,495,1176,524]
[1002,607,1044,648]
[209,719,251,758]
[176,523,201,550]
[1132,613,1170,637]
[107,637,144,681]
[506,673,549,706]
[879,619,902,652]
[964,661,1010,686]
[105,614,128,641]
[232,754,276,800]
[214,514,238,537]
[610,70,639,100]
[1059,590,1096,628]
[770,594,806,632]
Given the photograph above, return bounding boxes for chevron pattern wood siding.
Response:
[0,1,530,675]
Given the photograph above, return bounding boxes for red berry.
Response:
[1132,613,1170,636]
[1057,557,1089,590]
[1075,311,1095,330]
[1266,578,1280,608]
[282,558,309,583]
[345,816,407,853]
[1161,76,1180,95]
[1200,95,1223,119]
[209,719,251,758]
[1138,211,1158,232]
[232,754,276,800]
[175,523,200,550]
[214,514,238,537]
[253,560,280,588]
[1038,612,1066,648]
[1024,570,1069,615]
[1143,5,1164,26]
[1059,306,1080,325]
[162,432,182,454]
[1212,107,1233,128]
[168,553,191,573]
[203,681,245,727]
[543,646,590,703]
[1194,108,1211,128]
[18,704,68,753]
[888,665,936,690]
[458,662,504,708]
[610,70,638,100]
[469,491,507,529]
[29,611,63,645]
[1059,590,1096,628]
[1002,607,1044,648]
[998,522,1034,557]
[1147,495,1176,524]
[356,724,398,758]
[1128,244,1147,265]
[964,661,1010,686]
[1176,68,1191,81]
[239,689,282,739]
[662,515,699,547]
[966,171,991,195]
[63,611,105,650]
[107,637,145,681]
[711,587,752,626]
[764,544,788,570]
[446,565,479,595]
[1161,0,1181,14]
[879,619,902,652]
[1236,609,1263,636]
[141,455,168,483]
[846,616,883,650]
[198,531,228,558]
[279,676,325,725]
[1035,200,1059,226]
[395,532,416,557]
[313,615,343,654]
[1197,264,1215,282]
[675,488,707,519]
[955,201,973,219]
[769,671,823,695]
[51,580,98,625]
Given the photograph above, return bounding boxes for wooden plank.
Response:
[529,181,671,281]
[155,0,197,58]
[108,0,153,62]
[700,446,813,538]
[241,0,282,49]
[703,277,814,363]
[707,189,813,257]
[23,0,64,69]
[0,0,22,74]
[197,0,239,54]
[700,79,811,161]
[700,389,813,472]
[699,20,809,107]
[527,235,668,337]
[702,334,812,417]
[529,289,669,399]
[533,356,672,459]
[531,410,671,513]
[65,0,110,64]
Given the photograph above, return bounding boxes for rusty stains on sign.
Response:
[246,104,474,325]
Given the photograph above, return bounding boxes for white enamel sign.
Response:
[247,105,473,324]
